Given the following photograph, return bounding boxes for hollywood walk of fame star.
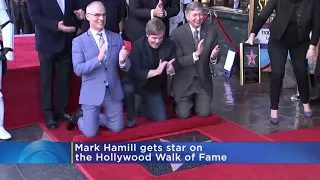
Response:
[159,138,213,172]
[246,50,257,65]
[140,131,215,176]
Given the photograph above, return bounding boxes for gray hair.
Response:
[145,18,165,36]
[185,2,204,14]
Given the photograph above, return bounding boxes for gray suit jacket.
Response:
[170,23,218,98]
[72,30,131,106]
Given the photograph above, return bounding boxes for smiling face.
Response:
[186,8,203,29]
[86,3,106,31]
[147,32,164,49]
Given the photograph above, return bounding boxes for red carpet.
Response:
[73,114,221,142]
[40,114,221,142]
[266,126,320,142]
[3,35,131,130]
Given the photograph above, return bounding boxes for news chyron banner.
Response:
[1,140,320,164]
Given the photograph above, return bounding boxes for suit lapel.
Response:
[200,24,208,50]
[184,24,197,51]
[200,25,207,41]
[87,30,99,54]
[159,43,166,61]
[64,0,72,15]
[144,37,153,64]
[105,30,112,65]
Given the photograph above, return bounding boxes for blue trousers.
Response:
[77,88,124,138]
[122,78,167,122]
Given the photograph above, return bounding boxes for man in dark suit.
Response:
[122,18,178,127]
[170,2,219,119]
[124,0,180,42]
[27,0,81,129]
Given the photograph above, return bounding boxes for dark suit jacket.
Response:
[126,36,178,94]
[171,23,218,98]
[27,0,79,53]
[76,0,125,34]
[251,0,320,45]
[124,0,180,42]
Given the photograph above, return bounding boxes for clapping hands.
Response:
[119,46,129,64]
[153,0,165,18]
[155,58,175,75]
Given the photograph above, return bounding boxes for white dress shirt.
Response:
[56,0,65,14]
[90,28,108,49]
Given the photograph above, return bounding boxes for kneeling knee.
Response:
[152,113,167,121]
[196,110,211,118]
[110,125,124,132]
[83,130,98,138]
[177,110,191,119]
[122,84,134,97]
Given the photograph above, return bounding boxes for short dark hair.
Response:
[145,18,165,36]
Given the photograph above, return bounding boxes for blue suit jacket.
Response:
[27,0,80,53]
[72,30,131,106]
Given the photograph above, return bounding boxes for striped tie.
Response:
[193,30,199,47]
[97,32,104,48]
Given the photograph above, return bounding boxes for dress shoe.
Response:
[46,118,57,129]
[66,109,82,130]
[304,111,313,117]
[126,120,136,128]
[55,113,72,121]
[270,117,279,124]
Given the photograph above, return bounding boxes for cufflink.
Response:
[210,57,218,64]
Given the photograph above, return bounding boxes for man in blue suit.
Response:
[70,1,131,138]
[27,0,81,129]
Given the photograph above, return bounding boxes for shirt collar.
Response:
[90,28,105,36]
[189,24,201,33]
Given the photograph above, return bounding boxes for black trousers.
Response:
[11,2,34,34]
[122,77,167,122]
[38,48,72,120]
[313,46,320,87]
[268,40,310,110]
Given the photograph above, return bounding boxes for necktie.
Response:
[193,30,199,47]
[97,32,107,64]
[97,32,104,49]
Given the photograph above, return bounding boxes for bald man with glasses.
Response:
[68,1,131,138]
[75,0,125,35]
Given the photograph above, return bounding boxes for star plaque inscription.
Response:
[239,43,261,85]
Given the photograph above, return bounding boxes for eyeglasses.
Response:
[87,13,107,18]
